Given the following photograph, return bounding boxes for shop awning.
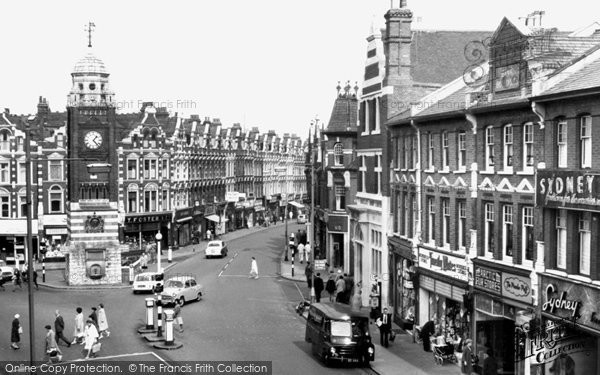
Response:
[176,216,192,223]
[289,201,304,208]
[206,215,229,223]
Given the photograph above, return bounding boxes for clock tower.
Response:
[65,35,122,285]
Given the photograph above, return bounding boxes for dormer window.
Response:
[334,143,343,165]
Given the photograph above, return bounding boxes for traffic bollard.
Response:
[164,309,174,345]
[145,298,155,330]
[167,247,172,263]
[291,254,295,277]
[156,295,163,337]
[42,260,46,283]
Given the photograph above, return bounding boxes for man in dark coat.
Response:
[461,339,474,375]
[313,273,324,303]
[54,310,71,347]
[11,314,21,349]
[378,307,392,347]
[305,262,313,289]
[420,318,436,352]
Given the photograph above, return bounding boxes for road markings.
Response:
[219,274,278,278]
[294,282,305,300]
[59,351,169,364]
[218,251,238,277]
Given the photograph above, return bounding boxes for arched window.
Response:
[0,130,11,151]
[334,143,344,165]
[18,188,27,217]
[0,188,10,217]
[48,185,63,213]
[354,224,364,242]
[144,184,158,212]
[127,184,139,213]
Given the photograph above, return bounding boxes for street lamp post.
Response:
[25,117,36,364]
[284,202,289,262]
[155,232,163,273]
[309,118,318,303]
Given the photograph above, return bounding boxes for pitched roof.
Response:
[411,30,492,84]
[538,50,600,96]
[325,93,358,133]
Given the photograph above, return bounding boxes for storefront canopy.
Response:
[289,201,304,208]
[206,215,229,223]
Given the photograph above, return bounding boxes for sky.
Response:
[1,0,599,139]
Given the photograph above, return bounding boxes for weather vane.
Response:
[85,21,96,48]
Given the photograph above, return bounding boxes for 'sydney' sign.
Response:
[542,284,581,318]
[537,170,600,211]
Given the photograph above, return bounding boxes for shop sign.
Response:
[226,192,240,202]
[542,284,581,318]
[174,208,193,220]
[125,213,172,224]
[314,259,327,271]
[502,273,532,303]
[537,170,600,211]
[474,266,501,295]
[254,204,265,212]
[327,215,348,233]
[45,228,68,235]
[418,249,468,282]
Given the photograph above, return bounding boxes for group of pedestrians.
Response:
[10,303,111,363]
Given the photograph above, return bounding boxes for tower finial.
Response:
[85,22,96,48]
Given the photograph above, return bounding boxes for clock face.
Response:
[84,131,103,149]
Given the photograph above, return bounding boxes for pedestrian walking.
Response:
[206,229,212,241]
[71,307,84,345]
[32,269,39,290]
[54,310,71,347]
[344,273,354,304]
[304,242,311,262]
[12,269,22,292]
[82,320,99,359]
[173,301,184,333]
[461,339,474,375]
[305,261,313,289]
[335,275,346,303]
[325,274,336,302]
[44,325,62,363]
[249,257,259,279]
[313,273,324,303]
[351,282,363,311]
[11,314,21,350]
[377,308,392,347]
[297,243,305,264]
[97,303,110,339]
[89,307,98,330]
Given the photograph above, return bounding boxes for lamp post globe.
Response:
[155,232,163,273]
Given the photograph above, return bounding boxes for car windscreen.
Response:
[136,275,151,281]
[208,243,220,247]
[331,321,352,337]
[165,280,184,288]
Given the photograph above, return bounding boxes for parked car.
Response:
[205,240,228,258]
[0,266,14,283]
[160,275,203,306]
[132,272,164,294]
[297,214,307,224]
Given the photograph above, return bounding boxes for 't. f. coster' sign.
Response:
[537,170,600,211]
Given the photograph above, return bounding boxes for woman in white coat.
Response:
[97,303,110,338]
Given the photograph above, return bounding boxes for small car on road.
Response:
[132,272,164,294]
[0,266,14,284]
[205,240,228,258]
[297,214,307,224]
[160,275,203,306]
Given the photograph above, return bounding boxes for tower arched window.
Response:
[334,143,344,166]
[49,185,63,213]
[0,130,11,151]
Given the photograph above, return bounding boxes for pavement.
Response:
[281,255,461,375]
[37,221,290,290]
